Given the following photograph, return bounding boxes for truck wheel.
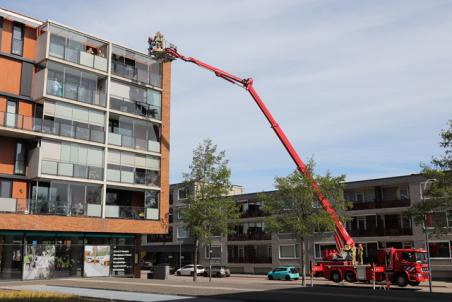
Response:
[394,273,408,287]
[345,271,357,283]
[409,281,420,286]
[331,271,342,283]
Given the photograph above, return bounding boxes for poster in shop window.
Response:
[23,244,56,280]
[83,245,111,277]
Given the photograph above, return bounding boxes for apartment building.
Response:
[142,183,244,268]
[0,8,170,280]
[143,174,452,280]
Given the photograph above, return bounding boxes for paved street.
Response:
[1,275,451,302]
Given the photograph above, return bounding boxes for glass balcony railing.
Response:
[110,96,161,120]
[41,160,103,181]
[0,198,27,213]
[107,166,160,187]
[105,205,157,220]
[227,232,272,241]
[28,199,101,217]
[108,132,160,153]
[0,112,105,144]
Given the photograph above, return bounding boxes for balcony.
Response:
[228,232,271,241]
[110,96,161,120]
[108,132,160,153]
[105,189,159,220]
[111,45,162,88]
[28,199,102,217]
[0,112,105,144]
[38,22,109,72]
[107,166,159,187]
[348,228,413,237]
[351,199,411,210]
[228,257,272,264]
[0,198,27,214]
[41,160,104,181]
[240,209,266,218]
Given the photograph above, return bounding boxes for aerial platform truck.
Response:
[148,34,430,287]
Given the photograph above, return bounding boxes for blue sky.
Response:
[3,0,451,192]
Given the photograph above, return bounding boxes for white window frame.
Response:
[279,244,299,259]
[355,192,365,203]
[428,241,452,259]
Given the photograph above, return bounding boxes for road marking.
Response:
[54,278,266,292]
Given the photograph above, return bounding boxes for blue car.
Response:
[267,266,299,281]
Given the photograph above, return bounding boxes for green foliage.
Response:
[264,160,349,238]
[181,139,240,244]
[407,120,452,233]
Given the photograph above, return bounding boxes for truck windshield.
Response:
[401,252,427,263]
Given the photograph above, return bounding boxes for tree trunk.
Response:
[299,237,306,286]
[193,239,199,282]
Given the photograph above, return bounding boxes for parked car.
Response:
[203,266,231,278]
[176,265,205,276]
[267,266,299,281]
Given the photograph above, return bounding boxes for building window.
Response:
[14,142,26,175]
[429,241,451,258]
[0,179,12,198]
[12,23,24,56]
[5,100,17,128]
[178,188,187,200]
[399,187,409,200]
[205,245,222,259]
[0,17,3,47]
[279,244,299,259]
[356,192,364,202]
[177,227,189,239]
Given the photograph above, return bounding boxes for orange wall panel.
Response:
[17,101,33,130]
[1,19,12,53]
[0,97,5,125]
[0,57,21,95]
[12,181,28,212]
[23,27,36,60]
[0,137,15,175]
[0,214,169,234]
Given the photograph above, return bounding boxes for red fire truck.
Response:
[148,35,430,287]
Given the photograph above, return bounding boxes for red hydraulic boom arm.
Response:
[149,37,354,253]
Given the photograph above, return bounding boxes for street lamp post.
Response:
[420,179,435,293]
[179,240,182,271]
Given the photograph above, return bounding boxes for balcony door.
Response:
[6,100,17,127]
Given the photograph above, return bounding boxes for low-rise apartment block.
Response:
[143,174,452,280]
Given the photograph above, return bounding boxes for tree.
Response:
[180,139,240,281]
[407,120,452,234]
[264,160,349,286]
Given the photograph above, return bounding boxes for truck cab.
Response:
[376,248,429,287]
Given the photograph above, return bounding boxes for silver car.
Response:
[203,266,231,277]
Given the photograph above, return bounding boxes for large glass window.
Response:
[111,45,162,88]
[109,115,160,152]
[314,243,337,259]
[12,24,24,56]
[279,244,299,259]
[46,62,107,107]
[429,242,451,258]
[41,100,105,143]
[41,140,104,180]
[30,181,102,217]
[109,81,162,120]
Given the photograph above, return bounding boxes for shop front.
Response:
[0,231,137,281]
